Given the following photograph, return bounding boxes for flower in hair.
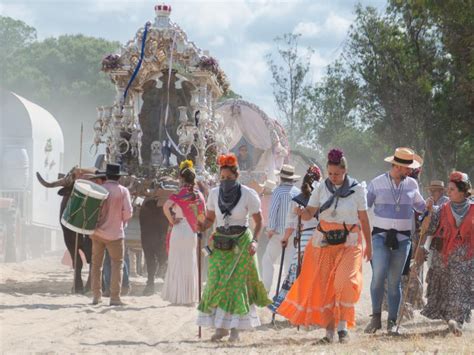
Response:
[307,165,321,181]
[179,159,194,171]
[450,171,469,183]
[328,148,344,164]
[217,154,238,167]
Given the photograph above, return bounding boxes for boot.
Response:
[364,313,382,334]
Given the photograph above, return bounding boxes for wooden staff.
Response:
[272,245,286,325]
[72,123,84,293]
[197,232,202,338]
[396,210,432,333]
[295,214,302,331]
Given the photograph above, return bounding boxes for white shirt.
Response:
[308,181,368,247]
[207,185,261,227]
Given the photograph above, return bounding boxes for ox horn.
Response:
[36,172,66,188]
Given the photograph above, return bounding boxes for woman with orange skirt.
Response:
[277,149,372,344]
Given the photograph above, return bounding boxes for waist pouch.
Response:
[318,222,355,245]
[213,229,247,250]
[216,226,247,235]
[431,237,443,252]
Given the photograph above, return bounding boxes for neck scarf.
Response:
[218,179,242,217]
[450,199,470,227]
[169,185,205,233]
[319,175,359,214]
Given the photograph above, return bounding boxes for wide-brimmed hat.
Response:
[259,179,277,193]
[275,164,300,180]
[426,180,445,190]
[104,163,128,177]
[384,147,422,169]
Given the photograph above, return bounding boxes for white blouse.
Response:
[207,185,261,227]
[308,180,368,246]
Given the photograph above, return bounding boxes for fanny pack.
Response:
[213,228,247,251]
[318,222,356,245]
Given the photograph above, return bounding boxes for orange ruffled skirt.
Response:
[277,221,363,328]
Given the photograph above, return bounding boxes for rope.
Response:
[122,22,150,105]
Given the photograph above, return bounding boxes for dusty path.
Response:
[0,255,472,354]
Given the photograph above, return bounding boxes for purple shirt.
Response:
[95,180,133,241]
[367,173,426,232]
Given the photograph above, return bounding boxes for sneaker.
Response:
[338,330,349,343]
[91,297,102,305]
[143,283,155,296]
[387,319,399,335]
[102,290,111,298]
[210,328,229,342]
[110,299,127,306]
[364,313,382,334]
[228,328,240,342]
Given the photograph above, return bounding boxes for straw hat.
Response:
[425,180,445,190]
[259,179,277,193]
[384,147,422,169]
[275,164,301,180]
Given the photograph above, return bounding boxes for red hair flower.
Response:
[450,171,468,183]
[307,165,321,181]
[328,148,344,164]
[217,154,238,167]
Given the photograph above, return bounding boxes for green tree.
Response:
[0,16,120,167]
[266,33,314,149]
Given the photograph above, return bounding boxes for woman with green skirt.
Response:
[197,154,271,342]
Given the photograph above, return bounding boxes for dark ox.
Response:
[36,167,96,293]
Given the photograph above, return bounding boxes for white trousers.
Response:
[261,233,295,293]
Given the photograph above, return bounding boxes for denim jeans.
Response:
[370,233,411,321]
[103,247,130,291]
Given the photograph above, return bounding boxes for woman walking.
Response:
[277,149,372,344]
[268,165,322,312]
[420,171,473,336]
[162,160,205,305]
[197,154,270,342]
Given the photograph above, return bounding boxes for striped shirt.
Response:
[367,173,425,232]
[268,183,300,234]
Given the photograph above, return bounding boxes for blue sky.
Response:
[1,0,386,118]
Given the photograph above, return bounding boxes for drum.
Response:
[61,179,109,235]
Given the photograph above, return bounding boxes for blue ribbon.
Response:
[123,22,150,105]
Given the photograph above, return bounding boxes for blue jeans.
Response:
[103,248,130,291]
[370,233,411,321]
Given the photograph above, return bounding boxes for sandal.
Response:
[313,336,334,345]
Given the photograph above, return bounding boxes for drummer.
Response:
[91,163,133,306]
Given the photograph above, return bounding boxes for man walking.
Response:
[261,165,300,293]
[91,163,133,306]
[365,147,426,334]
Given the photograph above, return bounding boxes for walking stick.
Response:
[72,123,84,293]
[272,244,286,325]
[396,210,432,333]
[295,215,302,331]
[197,232,202,338]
